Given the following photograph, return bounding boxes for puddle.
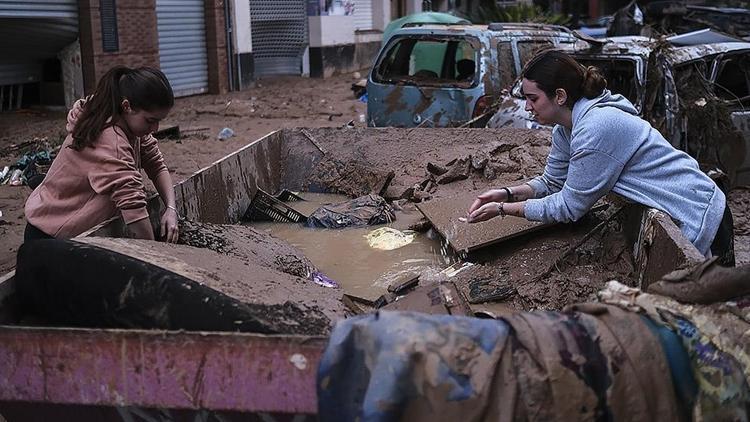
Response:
[248,193,456,301]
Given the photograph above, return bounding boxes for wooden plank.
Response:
[416,191,552,253]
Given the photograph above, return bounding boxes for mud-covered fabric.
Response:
[599,280,750,421]
[317,307,681,422]
[305,194,395,229]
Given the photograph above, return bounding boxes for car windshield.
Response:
[373,35,480,88]
[574,57,641,107]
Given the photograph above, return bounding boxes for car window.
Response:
[373,36,479,87]
[714,52,750,104]
[574,57,640,108]
[517,41,552,69]
[497,41,516,89]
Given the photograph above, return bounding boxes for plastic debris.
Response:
[306,194,395,229]
[8,169,24,186]
[311,271,339,288]
[217,127,235,141]
[365,227,416,251]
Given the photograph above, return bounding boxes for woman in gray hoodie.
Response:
[467,49,734,265]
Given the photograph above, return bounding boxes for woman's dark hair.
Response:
[71,66,174,150]
[520,49,607,108]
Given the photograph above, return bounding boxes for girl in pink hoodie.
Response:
[24,66,179,243]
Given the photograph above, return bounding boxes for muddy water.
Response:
[249,193,456,301]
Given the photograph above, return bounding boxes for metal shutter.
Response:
[353,0,373,31]
[0,0,78,90]
[0,0,77,18]
[156,0,209,97]
[249,0,307,76]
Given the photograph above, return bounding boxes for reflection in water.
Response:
[247,193,457,300]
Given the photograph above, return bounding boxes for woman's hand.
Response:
[161,207,179,243]
[468,189,508,215]
[467,202,502,223]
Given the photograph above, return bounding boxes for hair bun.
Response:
[581,65,607,98]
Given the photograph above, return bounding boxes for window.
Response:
[373,36,479,87]
[714,53,750,104]
[517,41,551,69]
[100,0,119,52]
[497,41,515,89]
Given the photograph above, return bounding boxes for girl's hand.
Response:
[468,189,508,215]
[467,202,502,223]
[161,206,179,243]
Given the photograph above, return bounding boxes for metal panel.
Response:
[249,0,307,76]
[0,325,324,413]
[0,62,42,86]
[0,0,77,18]
[156,0,209,97]
[353,0,373,31]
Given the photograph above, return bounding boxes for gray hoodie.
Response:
[524,90,725,256]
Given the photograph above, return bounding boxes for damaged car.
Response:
[557,36,750,188]
[366,22,576,128]
[487,35,750,187]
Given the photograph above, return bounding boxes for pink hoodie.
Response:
[25,99,169,238]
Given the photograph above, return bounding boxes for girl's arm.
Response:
[153,170,179,243]
[127,218,156,240]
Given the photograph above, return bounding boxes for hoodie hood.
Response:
[65,98,87,134]
[571,89,638,128]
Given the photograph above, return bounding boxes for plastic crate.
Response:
[244,189,307,223]
[276,189,305,202]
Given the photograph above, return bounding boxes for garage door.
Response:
[249,0,307,76]
[156,0,209,97]
[353,0,373,30]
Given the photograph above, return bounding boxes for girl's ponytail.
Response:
[71,66,131,150]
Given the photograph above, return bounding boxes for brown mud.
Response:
[78,236,346,333]
[179,220,317,279]
[445,205,636,313]
[728,187,750,266]
[292,126,551,203]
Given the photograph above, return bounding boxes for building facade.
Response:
[0,0,426,108]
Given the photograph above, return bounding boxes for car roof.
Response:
[392,23,577,40]
[564,35,750,64]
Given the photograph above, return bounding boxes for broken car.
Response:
[366,22,576,128]
[560,36,750,187]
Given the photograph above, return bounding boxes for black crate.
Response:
[244,189,307,223]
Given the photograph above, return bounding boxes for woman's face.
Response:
[122,103,171,138]
[521,78,561,126]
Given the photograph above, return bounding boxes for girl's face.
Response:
[521,78,563,126]
[121,102,171,138]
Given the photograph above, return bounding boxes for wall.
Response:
[230,0,253,89]
[78,0,160,93]
[78,0,228,95]
[308,0,395,79]
[205,0,229,94]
